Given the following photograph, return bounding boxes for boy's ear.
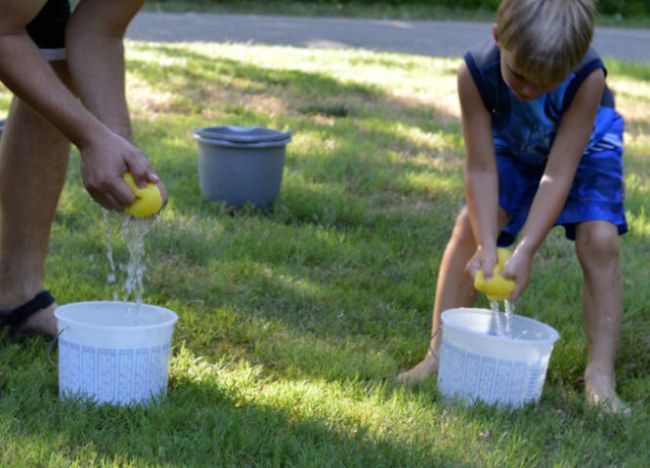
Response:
[492,23,500,44]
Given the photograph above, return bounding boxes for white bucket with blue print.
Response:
[55,301,178,406]
[437,308,559,408]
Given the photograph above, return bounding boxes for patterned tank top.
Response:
[464,40,620,167]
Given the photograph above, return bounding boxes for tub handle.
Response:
[46,327,67,367]
[428,326,441,364]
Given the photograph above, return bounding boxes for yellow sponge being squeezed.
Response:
[122,172,163,218]
[473,248,515,301]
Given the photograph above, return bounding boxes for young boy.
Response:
[398,0,628,414]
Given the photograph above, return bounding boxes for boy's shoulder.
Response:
[464,39,604,77]
[464,39,500,73]
[576,47,605,75]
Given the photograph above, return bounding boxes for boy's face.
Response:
[499,50,562,101]
[492,25,565,101]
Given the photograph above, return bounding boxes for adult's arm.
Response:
[0,1,105,150]
[66,0,166,205]
[0,0,140,210]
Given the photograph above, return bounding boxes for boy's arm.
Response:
[506,69,605,298]
[458,62,500,277]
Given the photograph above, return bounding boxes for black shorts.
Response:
[26,0,71,52]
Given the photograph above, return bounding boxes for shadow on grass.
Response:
[3,337,643,466]
[0,341,463,466]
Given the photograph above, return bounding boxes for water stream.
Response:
[490,299,505,336]
[490,299,515,338]
[103,210,118,301]
[103,211,154,314]
[504,299,514,336]
[121,217,152,314]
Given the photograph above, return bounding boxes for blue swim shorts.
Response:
[496,112,627,247]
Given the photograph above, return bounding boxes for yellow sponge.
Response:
[473,248,515,301]
[123,172,163,218]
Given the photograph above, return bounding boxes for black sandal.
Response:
[0,290,56,333]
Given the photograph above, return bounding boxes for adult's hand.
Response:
[79,128,166,212]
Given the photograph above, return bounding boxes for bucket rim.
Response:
[441,307,560,345]
[54,301,178,331]
[193,125,292,143]
[193,132,291,148]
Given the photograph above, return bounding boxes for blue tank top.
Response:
[464,40,619,167]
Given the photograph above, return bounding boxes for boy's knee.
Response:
[450,209,474,247]
[576,222,620,265]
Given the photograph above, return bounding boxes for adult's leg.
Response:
[0,60,72,336]
[66,0,146,140]
[574,220,628,414]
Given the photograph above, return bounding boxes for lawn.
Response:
[0,40,649,465]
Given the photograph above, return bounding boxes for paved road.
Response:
[127,12,650,63]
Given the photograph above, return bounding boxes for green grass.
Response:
[1,42,650,465]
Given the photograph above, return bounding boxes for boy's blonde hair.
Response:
[497,0,596,84]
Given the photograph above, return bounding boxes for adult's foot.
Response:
[0,291,58,339]
[585,367,630,416]
[17,303,58,338]
[396,353,438,384]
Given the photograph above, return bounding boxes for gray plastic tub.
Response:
[193,126,291,208]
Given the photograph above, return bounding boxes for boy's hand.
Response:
[466,246,498,280]
[500,247,533,301]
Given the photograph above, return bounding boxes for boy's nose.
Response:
[519,85,535,100]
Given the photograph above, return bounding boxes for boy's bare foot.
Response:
[396,353,438,384]
[585,368,631,416]
[18,303,58,338]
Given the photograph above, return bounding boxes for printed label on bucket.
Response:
[59,339,171,405]
[437,340,548,407]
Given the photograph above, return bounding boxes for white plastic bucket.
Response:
[54,301,178,406]
[437,308,559,408]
